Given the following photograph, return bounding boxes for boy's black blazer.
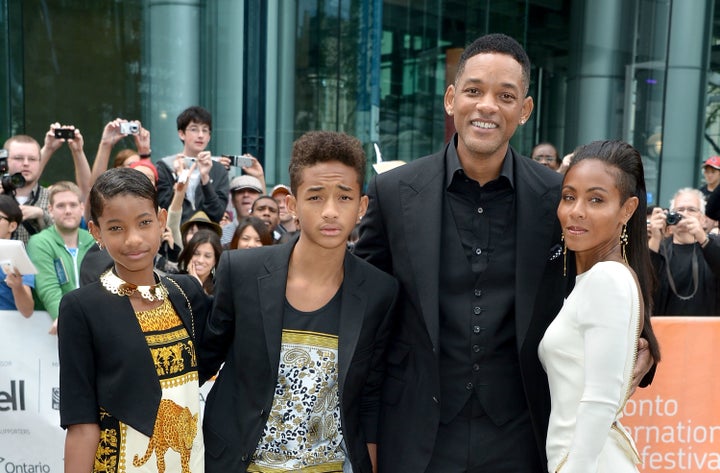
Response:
[57,274,209,437]
[200,241,398,473]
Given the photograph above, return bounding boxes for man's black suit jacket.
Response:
[354,142,568,473]
[200,241,398,473]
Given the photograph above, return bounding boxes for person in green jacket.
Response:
[27,181,95,334]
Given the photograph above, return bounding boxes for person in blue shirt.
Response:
[0,195,34,316]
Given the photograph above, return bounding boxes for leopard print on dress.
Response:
[132,399,198,473]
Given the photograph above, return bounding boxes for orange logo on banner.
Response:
[622,317,720,471]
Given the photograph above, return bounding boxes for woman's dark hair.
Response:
[230,216,272,249]
[0,194,23,225]
[90,167,158,224]
[567,140,660,362]
[178,229,222,294]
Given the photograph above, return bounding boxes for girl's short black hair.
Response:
[90,167,158,224]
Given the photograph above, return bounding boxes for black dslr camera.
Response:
[0,149,27,195]
[666,211,683,226]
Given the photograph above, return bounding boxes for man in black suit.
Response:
[200,131,397,472]
[355,34,651,473]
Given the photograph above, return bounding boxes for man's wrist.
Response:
[700,235,711,248]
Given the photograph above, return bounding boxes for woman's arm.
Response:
[563,265,639,472]
[65,423,100,473]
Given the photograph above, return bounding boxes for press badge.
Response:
[54,258,68,285]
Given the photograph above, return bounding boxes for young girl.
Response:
[58,167,210,473]
[178,228,222,295]
[539,140,661,473]
[229,216,272,249]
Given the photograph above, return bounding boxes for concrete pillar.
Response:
[657,0,714,204]
[146,0,202,157]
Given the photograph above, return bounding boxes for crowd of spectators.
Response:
[3,110,720,329]
[1,105,310,331]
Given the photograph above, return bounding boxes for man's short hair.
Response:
[670,187,706,214]
[48,181,82,205]
[289,131,366,195]
[90,168,158,224]
[3,135,41,154]
[177,106,213,132]
[455,33,531,95]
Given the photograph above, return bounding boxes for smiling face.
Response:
[444,52,533,164]
[557,159,638,271]
[189,242,217,282]
[89,195,166,284]
[287,161,368,252]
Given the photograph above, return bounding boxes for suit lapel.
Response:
[258,243,294,376]
[400,151,445,351]
[513,152,562,349]
[337,254,366,393]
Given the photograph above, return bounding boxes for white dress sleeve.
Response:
[562,264,636,473]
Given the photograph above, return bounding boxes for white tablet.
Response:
[0,239,38,275]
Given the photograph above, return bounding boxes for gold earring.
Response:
[620,224,629,264]
[562,232,567,277]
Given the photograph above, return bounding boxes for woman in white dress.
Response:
[539,140,661,473]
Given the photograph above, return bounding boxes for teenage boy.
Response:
[156,106,230,223]
[200,131,398,473]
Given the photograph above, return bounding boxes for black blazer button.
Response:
[432,396,439,404]
[241,454,248,462]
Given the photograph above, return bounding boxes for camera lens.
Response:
[9,172,25,188]
[1,172,24,194]
[666,211,683,226]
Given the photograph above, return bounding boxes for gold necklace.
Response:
[100,269,168,302]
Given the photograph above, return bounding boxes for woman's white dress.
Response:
[539,261,641,473]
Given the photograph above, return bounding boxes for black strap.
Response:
[20,186,43,236]
[662,242,699,301]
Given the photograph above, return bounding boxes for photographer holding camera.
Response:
[648,187,720,315]
[2,135,53,244]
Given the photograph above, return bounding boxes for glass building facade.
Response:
[1,0,719,205]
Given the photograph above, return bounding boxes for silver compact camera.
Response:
[120,122,140,135]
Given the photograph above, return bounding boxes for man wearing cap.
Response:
[221,175,265,245]
[271,184,299,242]
[700,156,720,233]
[700,156,720,200]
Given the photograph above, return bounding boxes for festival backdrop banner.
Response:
[622,316,720,472]
[0,310,63,472]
